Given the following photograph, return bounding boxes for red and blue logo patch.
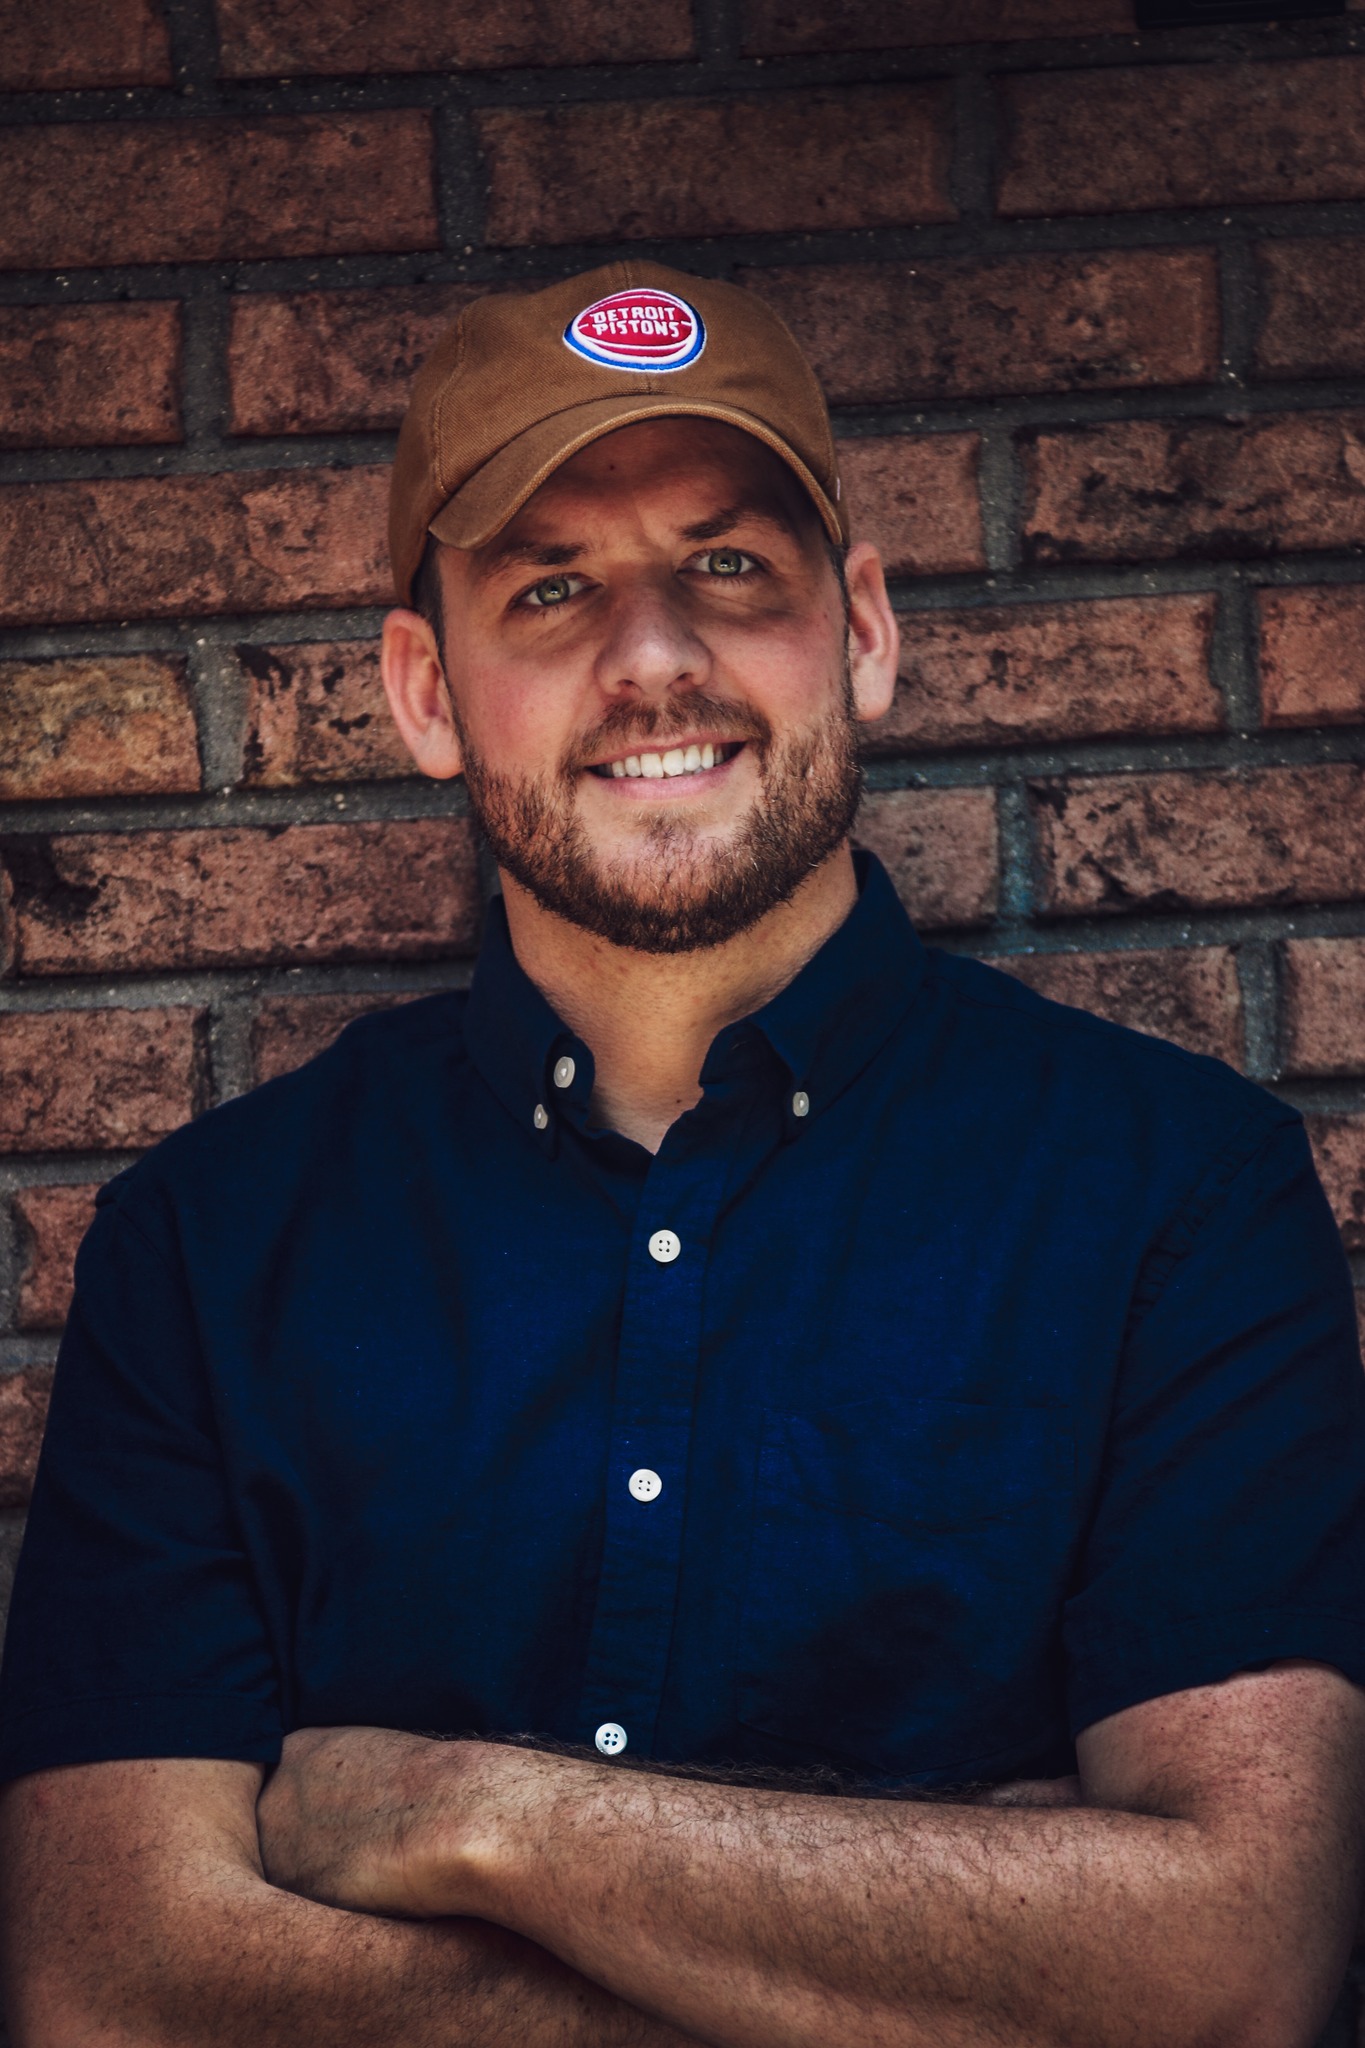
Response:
[563,287,705,373]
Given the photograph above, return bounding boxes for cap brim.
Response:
[427,394,846,551]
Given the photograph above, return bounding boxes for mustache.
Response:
[566,692,772,772]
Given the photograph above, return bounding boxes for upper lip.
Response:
[584,735,744,771]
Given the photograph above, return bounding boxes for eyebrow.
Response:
[473,539,587,583]
[679,502,796,543]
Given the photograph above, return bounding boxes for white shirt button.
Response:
[533,1103,548,1130]
[553,1055,576,1090]
[628,1467,663,1502]
[648,1229,680,1264]
[595,1721,627,1756]
[792,1090,810,1118]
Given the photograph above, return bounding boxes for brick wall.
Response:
[5,0,1365,1821]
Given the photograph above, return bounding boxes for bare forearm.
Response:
[455,1755,1240,2048]
[0,1762,699,2048]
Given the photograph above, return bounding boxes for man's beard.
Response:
[458,679,863,955]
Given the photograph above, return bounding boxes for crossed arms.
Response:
[2,1661,1363,2048]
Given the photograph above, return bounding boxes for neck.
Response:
[501,847,859,1153]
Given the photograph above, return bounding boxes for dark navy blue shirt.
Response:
[3,854,1364,1790]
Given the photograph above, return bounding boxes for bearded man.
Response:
[1,265,1363,2048]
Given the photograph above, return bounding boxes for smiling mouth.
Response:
[588,741,745,781]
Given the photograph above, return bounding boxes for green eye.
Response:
[528,575,573,607]
[707,549,746,576]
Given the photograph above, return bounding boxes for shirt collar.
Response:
[463,852,926,1143]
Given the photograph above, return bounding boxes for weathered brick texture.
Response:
[0,114,436,272]
[0,468,390,628]
[228,286,484,438]
[1259,587,1365,730]
[1032,768,1365,918]
[853,789,998,930]
[996,947,1243,1067]
[216,0,693,76]
[866,596,1220,755]
[740,0,1132,53]
[841,436,984,579]
[251,992,413,1085]
[1306,1114,1365,1252]
[1282,940,1365,1080]
[1022,416,1365,566]
[999,60,1365,218]
[0,1009,205,1153]
[0,1371,55,1511]
[0,0,171,89]
[0,822,480,976]
[12,1185,100,1333]
[744,251,1219,406]
[0,305,182,450]
[477,87,956,246]
[238,642,409,787]
[0,657,200,802]
[1255,239,1365,381]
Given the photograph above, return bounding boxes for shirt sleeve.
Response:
[1064,1113,1365,1738]
[0,1174,283,1782]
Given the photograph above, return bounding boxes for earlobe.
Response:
[844,542,900,726]
[380,608,466,781]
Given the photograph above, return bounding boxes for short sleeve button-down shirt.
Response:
[2,854,1363,1790]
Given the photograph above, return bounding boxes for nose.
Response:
[593,577,711,702]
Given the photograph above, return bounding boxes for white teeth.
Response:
[604,742,728,780]
[701,742,715,769]
[611,759,626,777]
[640,753,664,778]
[662,748,686,776]
[684,744,702,772]
[625,756,642,777]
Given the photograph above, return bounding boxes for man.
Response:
[1,262,1363,2048]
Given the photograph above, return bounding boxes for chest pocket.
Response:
[736,1396,1075,1781]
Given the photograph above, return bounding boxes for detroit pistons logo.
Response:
[563,288,706,373]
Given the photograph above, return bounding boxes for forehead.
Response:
[504,417,819,539]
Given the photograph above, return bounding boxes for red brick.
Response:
[13,1184,99,1333]
[741,0,1130,54]
[839,435,984,579]
[0,466,389,629]
[1022,414,1365,568]
[0,114,435,273]
[1259,586,1365,731]
[0,305,181,451]
[228,285,487,438]
[251,992,413,1084]
[0,1370,54,1512]
[994,947,1242,1065]
[1254,240,1365,381]
[1032,766,1365,919]
[0,0,171,88]
[477,86,955,247]
[853,788,997,929]
[0,656,200,802]
[238,642,410,787]
[867,595,1220,755]
[0,1008,204,1152]
[999,59,1365,219]
[0,821,479,976]
[1282,939,1365,1079]
[743,250,1218,406]
[1305,1114,1365,1252]
[216,0,692,75]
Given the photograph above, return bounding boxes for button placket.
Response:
[576,1140,734,1759]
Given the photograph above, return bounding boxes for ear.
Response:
[380,605,465,780]
[843,541,900,726]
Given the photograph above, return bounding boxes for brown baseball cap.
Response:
[388,259,847,606]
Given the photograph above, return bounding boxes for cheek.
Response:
[452,665,572,776]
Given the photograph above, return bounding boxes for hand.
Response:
[257,1724,477,1918]
[973,1775,1083,1806]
